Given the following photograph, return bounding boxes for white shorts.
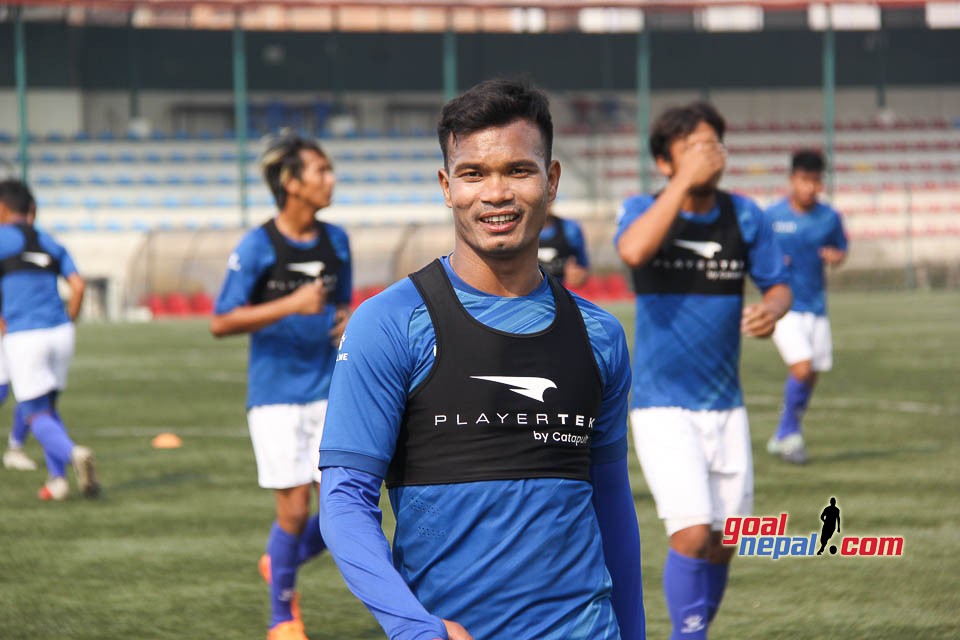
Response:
[631,407,753,536]
[773,311,833,371]
[0,336,8,386]
[248,399,327,490]
[3,323,75,401]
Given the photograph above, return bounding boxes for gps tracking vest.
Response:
[631,190,748,296]
[537,217,576,281]
[0,224,60,277]
[250,218,341,304]
[386,259,603,488]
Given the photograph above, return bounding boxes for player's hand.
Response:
[673,130,726,191]
[563,258,589,289]
[328,307,350,345]
[287,279,327,315]
[819,246,846,266]
[741,302,778,338]
[441,620,474,640]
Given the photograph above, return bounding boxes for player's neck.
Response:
[681,191,717,215]
[275,204,318,241]
[449,248,543,298]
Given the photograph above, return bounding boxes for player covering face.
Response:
[616,103,791,640]
[319,79,645,640]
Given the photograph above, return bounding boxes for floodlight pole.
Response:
[233,12,250,227]
[14,6,29,181]
[636,28,651,194]
[443,11,457,102]
[823,10,836,200]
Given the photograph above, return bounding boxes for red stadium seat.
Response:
[164,293,190,317]
[189,292,214,315]
[144,293,167,318]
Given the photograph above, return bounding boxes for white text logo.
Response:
[287,261,325,278]
[22,252,51,268]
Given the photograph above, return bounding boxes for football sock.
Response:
[0,383,8,405]
[775,375,813,440]
[297,514,327,565]
[267,523,301,628]
[29,412,74,478]
[664,549,709,639]
[705,561,729,624]
[11,404,30,448]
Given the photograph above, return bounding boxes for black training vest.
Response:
[0,224,60,278]
[385,259,603,488]
[631,191,748,296]
[250,218,341,304]
[537,216,576,281]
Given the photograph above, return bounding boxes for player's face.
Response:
[790,169,823,211]
[439,118,560,261]
[659,120,725,196]
[287,149,336,211]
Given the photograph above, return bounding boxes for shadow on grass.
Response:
[809,443,941,463]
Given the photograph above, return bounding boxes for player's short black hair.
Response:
[437,78,553,168]
[791,149,826,174]
[0,178,34,216]
[260,130,328,210]
[649,102,726,161]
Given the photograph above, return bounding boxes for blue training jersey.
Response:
[615,193,787,411]
[214,219,351,408]
[540,216,590,267]
[0,225,77,333]
[766,198,847,316]
[320,256,631,640]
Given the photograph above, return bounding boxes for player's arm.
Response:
[586,311,645,639]
[210,281,325,337]
[320,467,456,640]
[65,273,85,321]
[318,295,469,640]
[327,225,354,344]
[562,220,591,288]
[741,200,792,338]
[616,132,725,267]
[820,212,849,267]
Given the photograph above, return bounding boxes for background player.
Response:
[0,178,97,500]
[3,191,38,472]
[765,149,848,464]
[210,133,352,640]
[538,205,590,287]
[615,103,790,639]
[319,79,644,640]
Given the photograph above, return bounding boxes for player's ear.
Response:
[438,168,452,208]
[654,155,674,179]
[546,160,561,203]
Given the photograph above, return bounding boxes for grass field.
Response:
[1,290,958,639]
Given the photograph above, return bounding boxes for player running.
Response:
[0,178,97,500]
[616,103,791,639]
[765,149,848,464]
[210,132,352,640]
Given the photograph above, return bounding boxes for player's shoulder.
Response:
[764,197,791,216]
[815,201,843,220]
[320,219,349,242]
[619,193,655,218]
[569,291,627,345]
[235,223,271,252]
[350,276,425,331]
[727,191,764,216]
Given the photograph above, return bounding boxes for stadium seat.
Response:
[164,293,191,316]
[189,292,214,315]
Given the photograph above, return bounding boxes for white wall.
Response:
[0,89,83,136]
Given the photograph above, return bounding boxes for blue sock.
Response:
[29,412,74,477]
[0,383,8,405]
[776,375,813,440]
[705,562,730,624]
[267,523,301,628]
[664,549,709,639]
[11,404,30,448]
[297,513,327,565]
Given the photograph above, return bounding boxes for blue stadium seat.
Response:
[34,175,56,187]
[338,173,357,184]
[116,175,134,186]
[190,175,210,186]
[168,152,188,163]
[162,196,181,208]
[216,174,234,185]
[338,150,357,161]
[62,175,82,186]
[73,131,90,142]
[131,220,152,232]
[109,197,131,208]
[150,131,167,141]
[142,175,161,186]
[96,131,115,141]
[144,151,163,163]
[52,221,72,233]
[362,173,380,184]
[40,152,59,164]
[165,176,184,186]
[194,151,214,163]
[92,152,112,163]
[135,197,155,207]
[336,194,356,205]
[385,172,403,184]
[103,219,125,232]
[82,197,101,209]
[67,151,86,164]
[89,175,108,186]
[118,151,137,164]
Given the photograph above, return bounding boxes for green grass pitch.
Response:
[0,290,957,639]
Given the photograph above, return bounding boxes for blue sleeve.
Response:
[613,194,655,247]
[45,236,79,277]
[327,223,353,305]
[736,197,788,292]
[320,466,448,640]
[590,458,645,640]
[319,286,416,476]
[563,219,590,268]
[577,299,630,464]
[0,227,20,260]
[214,229,272,314]
[827,210,848,251]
